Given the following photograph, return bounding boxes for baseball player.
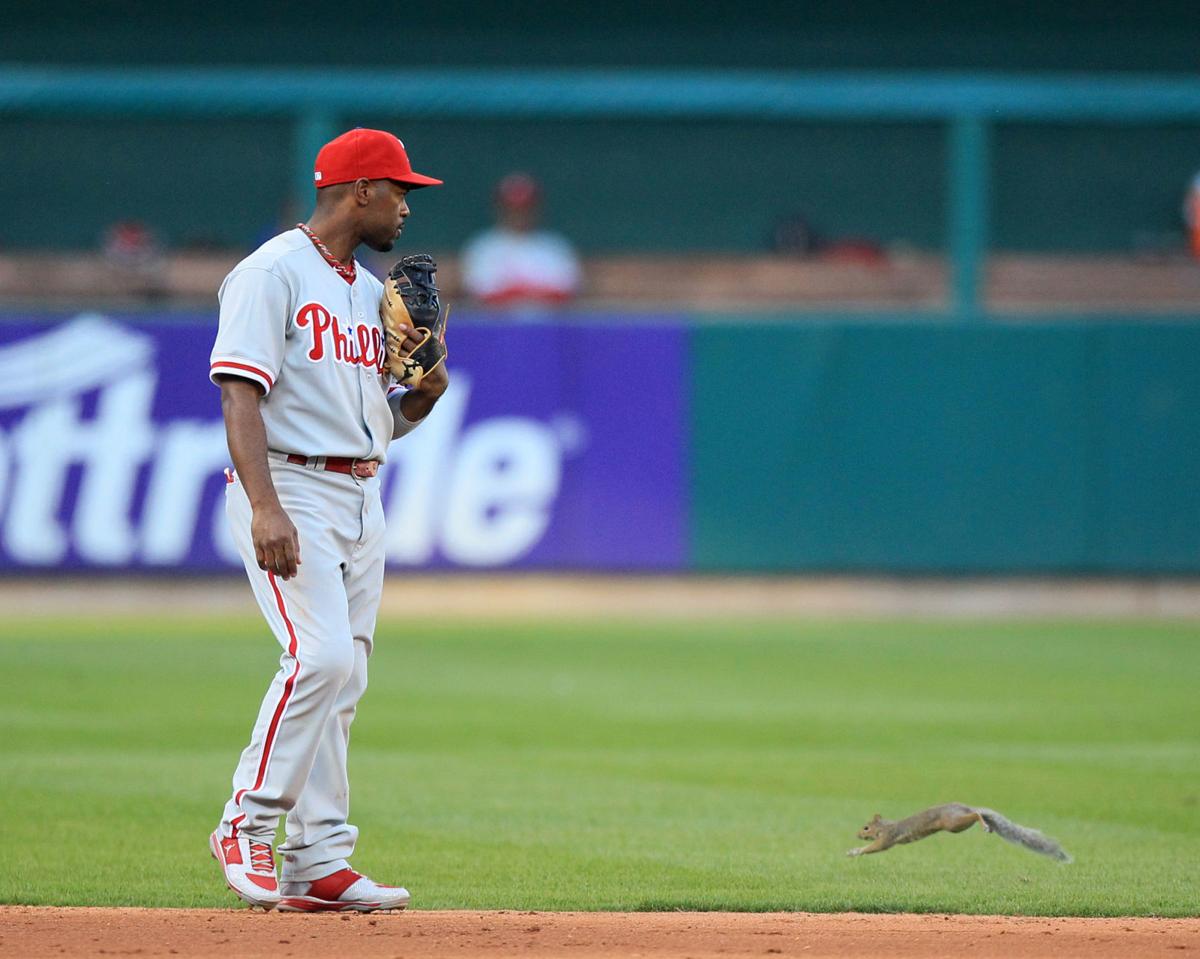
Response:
[207,128,446,912]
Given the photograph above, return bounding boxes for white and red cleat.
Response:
[209,829,281,909]
[276,868,410,912]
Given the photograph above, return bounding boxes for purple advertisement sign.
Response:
[0,313,687,571]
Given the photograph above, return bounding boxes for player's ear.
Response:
[353,177,372,206]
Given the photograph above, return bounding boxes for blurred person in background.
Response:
[1185,170,1200,261]
[769,211,887,265]
[460,172,582,310]
[101,219,168,299]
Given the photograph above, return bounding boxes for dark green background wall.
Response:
[0,117,293,253]
[5,114,1200,254]
[689,322,1200,573]
[5,2,1200,72]
[4,2,1200,252]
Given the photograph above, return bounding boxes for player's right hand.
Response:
[251,504,302,580]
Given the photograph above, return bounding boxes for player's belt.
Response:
[279,453,380,479]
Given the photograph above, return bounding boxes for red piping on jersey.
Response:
[211,360,275,389]
[232,571,301,822]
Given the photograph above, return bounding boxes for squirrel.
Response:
[847,803,1072,862]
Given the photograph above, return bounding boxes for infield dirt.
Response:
[1,907,1197,959]
[4,574,1200,619]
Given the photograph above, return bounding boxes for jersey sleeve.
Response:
[210,267,290,395]
[386,384,426,439]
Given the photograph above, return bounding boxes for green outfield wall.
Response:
[6,1,1200,256]
[5,113,1198,255]
[689,321,1200,573]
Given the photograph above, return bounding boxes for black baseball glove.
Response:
[379,254,449,388]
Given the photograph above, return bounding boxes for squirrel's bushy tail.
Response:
[978,809,1072,862]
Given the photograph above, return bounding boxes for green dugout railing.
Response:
[5,67,1200,320]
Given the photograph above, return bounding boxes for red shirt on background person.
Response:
[461,173,582,307]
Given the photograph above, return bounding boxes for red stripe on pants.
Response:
[232,571,301,830]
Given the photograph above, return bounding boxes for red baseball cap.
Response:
[314,128,443,190]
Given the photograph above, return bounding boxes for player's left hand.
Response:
[387,319,428,357]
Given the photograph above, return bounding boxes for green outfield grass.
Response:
[1,613,1197,915]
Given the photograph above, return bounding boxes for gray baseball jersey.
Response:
[211,228,416,461]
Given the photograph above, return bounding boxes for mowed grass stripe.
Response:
[0,616,1196,914]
